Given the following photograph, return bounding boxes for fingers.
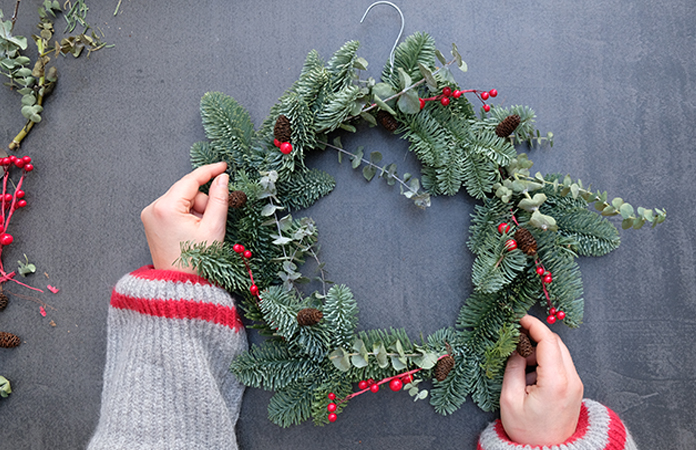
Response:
[199,172,229,238]
[500,351,528,408]
[164,162,227,208]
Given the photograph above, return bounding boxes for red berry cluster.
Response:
[273,139,293,155]
[420,87,498,112]
[497,222,565,325]
[325,372,416,423]
[0,155,34,250]
[233,243,260,298]
[497,222,518,251]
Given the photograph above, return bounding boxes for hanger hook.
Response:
[360,1,405,73]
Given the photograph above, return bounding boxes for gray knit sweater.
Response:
[89,266,636,450]
[88,266,248,450]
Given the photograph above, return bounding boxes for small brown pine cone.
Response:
[0,293,8,311]
[273,115,292,143]
[0,332,21,348]
[495,114,521,138]
[376,110,399,132]
[434,355,455,382]
[514,228,537,256]
[297,308,323,326]
[228,190,248,209]
[517,333,534,358]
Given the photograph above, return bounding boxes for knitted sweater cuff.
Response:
[477,399,638,450]
[88,266,248,450]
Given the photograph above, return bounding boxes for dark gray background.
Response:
[0,0,694,448]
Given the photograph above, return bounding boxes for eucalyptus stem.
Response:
[10,0,20,33]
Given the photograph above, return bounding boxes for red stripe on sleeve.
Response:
[110,291,243,331]
[604,406,628,450]
[129,265,213,285]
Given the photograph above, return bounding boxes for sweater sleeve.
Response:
[477,399,638,450]
[88,266,248,450]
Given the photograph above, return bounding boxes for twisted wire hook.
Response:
[360,1,405,74]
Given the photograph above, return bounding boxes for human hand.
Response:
[140,162,229,274]
[499,314,584,446]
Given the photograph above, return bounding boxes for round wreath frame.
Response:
[181,32,665,427]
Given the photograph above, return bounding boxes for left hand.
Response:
[140,162,229,274]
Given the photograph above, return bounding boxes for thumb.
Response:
[200,172,229,239]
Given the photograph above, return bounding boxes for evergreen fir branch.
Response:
[314,85,361,133]
[322,284,359,349]
[434,152,464,195]
[178,241,249,293]
[429,352,472,415]
[401,110,452,167]
[468,353,504,412]
[481,323,518,379]
[326,40,360,92]
[550,207,621,257]
[200,92,255,168]
[459,151,499,199]
[190,141,221,169]
[311,376,353,425]
[471,238,527,293]
[230,340,320,391]
[292,50,331,108]
[466,129,517,168]
[467,198,510,255]
[456,291,516,346]
[258,286,304,339]
[268,380,315,428]
[272,93,317,164]
[276,167,336,211]
[381,32,436,91]
[290,322,330,362]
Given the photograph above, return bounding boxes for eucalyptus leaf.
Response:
[372,82,397,100]
[362,165,377,181]
[397,68,412,90]
[390,355,407,371]
[397,89,421,115]
[413,352,438,370]
[351,148,364,169]
[374,94,397,116]
[619,203,635,219]
[374,343,389,368]
[329,348,351,372]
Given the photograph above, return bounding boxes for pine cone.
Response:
[495,114,521,138]
[0,293,8,311]
[434,355,455,381]
[514,228,537,255]
[228,190,247,209]
[517,333,534,358]
[297,308,323,326]
[0,332,20,348]
[376,110,399,132]
[273,115,292,143]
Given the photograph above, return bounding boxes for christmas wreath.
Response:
[180,31,665,427]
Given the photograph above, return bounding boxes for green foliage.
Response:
[0,375,10,398]
[186,32,665,426]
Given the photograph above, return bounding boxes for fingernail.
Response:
[216,173,229,188]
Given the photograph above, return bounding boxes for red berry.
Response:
[367,378,375,385]
[370,384,379,393]
[549,307,557,316]
[328,392,336,400]
[358,380,368,390]
[556,310,566,320]
[14,159,25,168]
[1,158,9,166]
[401,374,414,384]
[0,234,13,246]
[497,223,511,234]
[17,199,26,208]
[243,250,252,259]
[536,266,545,275]
[9,155,16,162]
[440,97,450,106]
[489,89,498,97]
[3,194,12,202]
[328,413,337,423]
[483,104,491,112]
[547,314,557,324]
[15,190,25,199]
[280,142,292,155]
[22,156,31,163]
[442,87,452,97]
[273,138,281,148]
[389,379,403,392]
[452,90,462,98]
[23,163,33,172]
[419,98,425,110]
[233,244,245,253]
[249,284,259,296]
[480,91,489,100]
[327,402,337,412]
[505,239,517,251]
[543,274,553,284]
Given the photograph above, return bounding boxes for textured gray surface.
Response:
[0,0,694,449]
